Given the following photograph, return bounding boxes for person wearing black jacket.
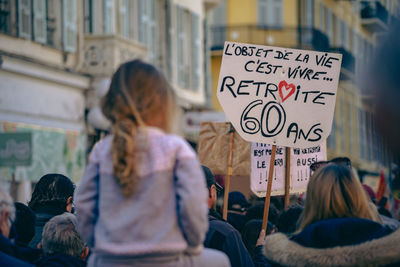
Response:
[28,174,75,249]
[202,166,255,267]
[0,188,39,266]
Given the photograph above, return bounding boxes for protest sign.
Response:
[250,143,285,195]
[250,142,326,197]
[217,42,342,148]
[198,122,250,176]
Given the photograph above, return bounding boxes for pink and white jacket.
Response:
[74,127,209,256]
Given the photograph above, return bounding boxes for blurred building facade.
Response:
[0,0,220,201]
[208,0,400,183]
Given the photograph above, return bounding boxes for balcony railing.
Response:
[210,25,329,52]
[360,1,388,32]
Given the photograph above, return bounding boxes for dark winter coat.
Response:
[34,253,86,267]
[0,251,34,267]
[263,217,400,266]
[0,234,41,263]
[205,209,254,267]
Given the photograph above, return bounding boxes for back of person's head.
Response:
[228,191,249,212]
[299,164,377,230]
[277,205,303,234]
[245,203,279,226]
[9,202,35,245]
[41,213,85,258]
[241,219,273,258]
[0,187,15,237]
[28,174,74,212]
[101,59,176,197]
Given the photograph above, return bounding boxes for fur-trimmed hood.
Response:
[263,220,400,267]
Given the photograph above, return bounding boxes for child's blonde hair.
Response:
[298,164,379,230]
[102,60,176,196]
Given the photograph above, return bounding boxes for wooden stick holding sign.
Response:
[285,147,291,210]
[262,145,277,232]
[223,124,235,220]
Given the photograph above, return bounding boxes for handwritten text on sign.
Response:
[217,42,342,148]
[251,142,326,196]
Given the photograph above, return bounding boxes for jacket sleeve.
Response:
[74,144,100,248]
[253,245,271,267]
[174,139,209,247]
[223,229,255,267]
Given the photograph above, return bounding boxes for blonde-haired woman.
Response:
[74,60,229,267]
[263,164,400,266]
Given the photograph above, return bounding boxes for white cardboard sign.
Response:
[251,142,326,196]
[217,42,342,148]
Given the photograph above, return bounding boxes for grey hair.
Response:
[0,187,15,221]
[41,213,85,258]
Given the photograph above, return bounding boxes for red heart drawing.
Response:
[278,81,296,103]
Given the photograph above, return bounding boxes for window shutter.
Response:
[149,0,158,64]
[62,0,77,52]
[18,0,32,39]
[103,0,114,34]
[191,13,200,91]
[120,0,129,38]
[33,0,47,43]
[138,0,148,43]
[176,6,185,87]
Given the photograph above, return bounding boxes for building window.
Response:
[120,0,129,38]
[340,20,347,49]
[0,0,17,36]
[176,5,201,91]
[319,2,324,32]
[305,0,314,27]
[258,0,283,28]
[358,108,365,159]
[62,0,77,52]
[340,98,345,152]
[351,29,357,55]
[365,111,372,161]
[211,0,226,26]
[348,101,353,154]
[190,13,200,91]
[33,0,47,44]
[84,0,93,33]
[139,0,158,64]
[328,113,336,149]
[103,0,115,34]
[326,8,332,40]
[333,14,340,46]
[18,0,32,39]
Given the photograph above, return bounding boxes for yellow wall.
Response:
[283,0,298,27]
[227,0,257,25]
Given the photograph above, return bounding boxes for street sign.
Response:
[0,133,32,167]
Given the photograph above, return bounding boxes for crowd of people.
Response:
[1,20,400,267]
[2,161,400,266]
